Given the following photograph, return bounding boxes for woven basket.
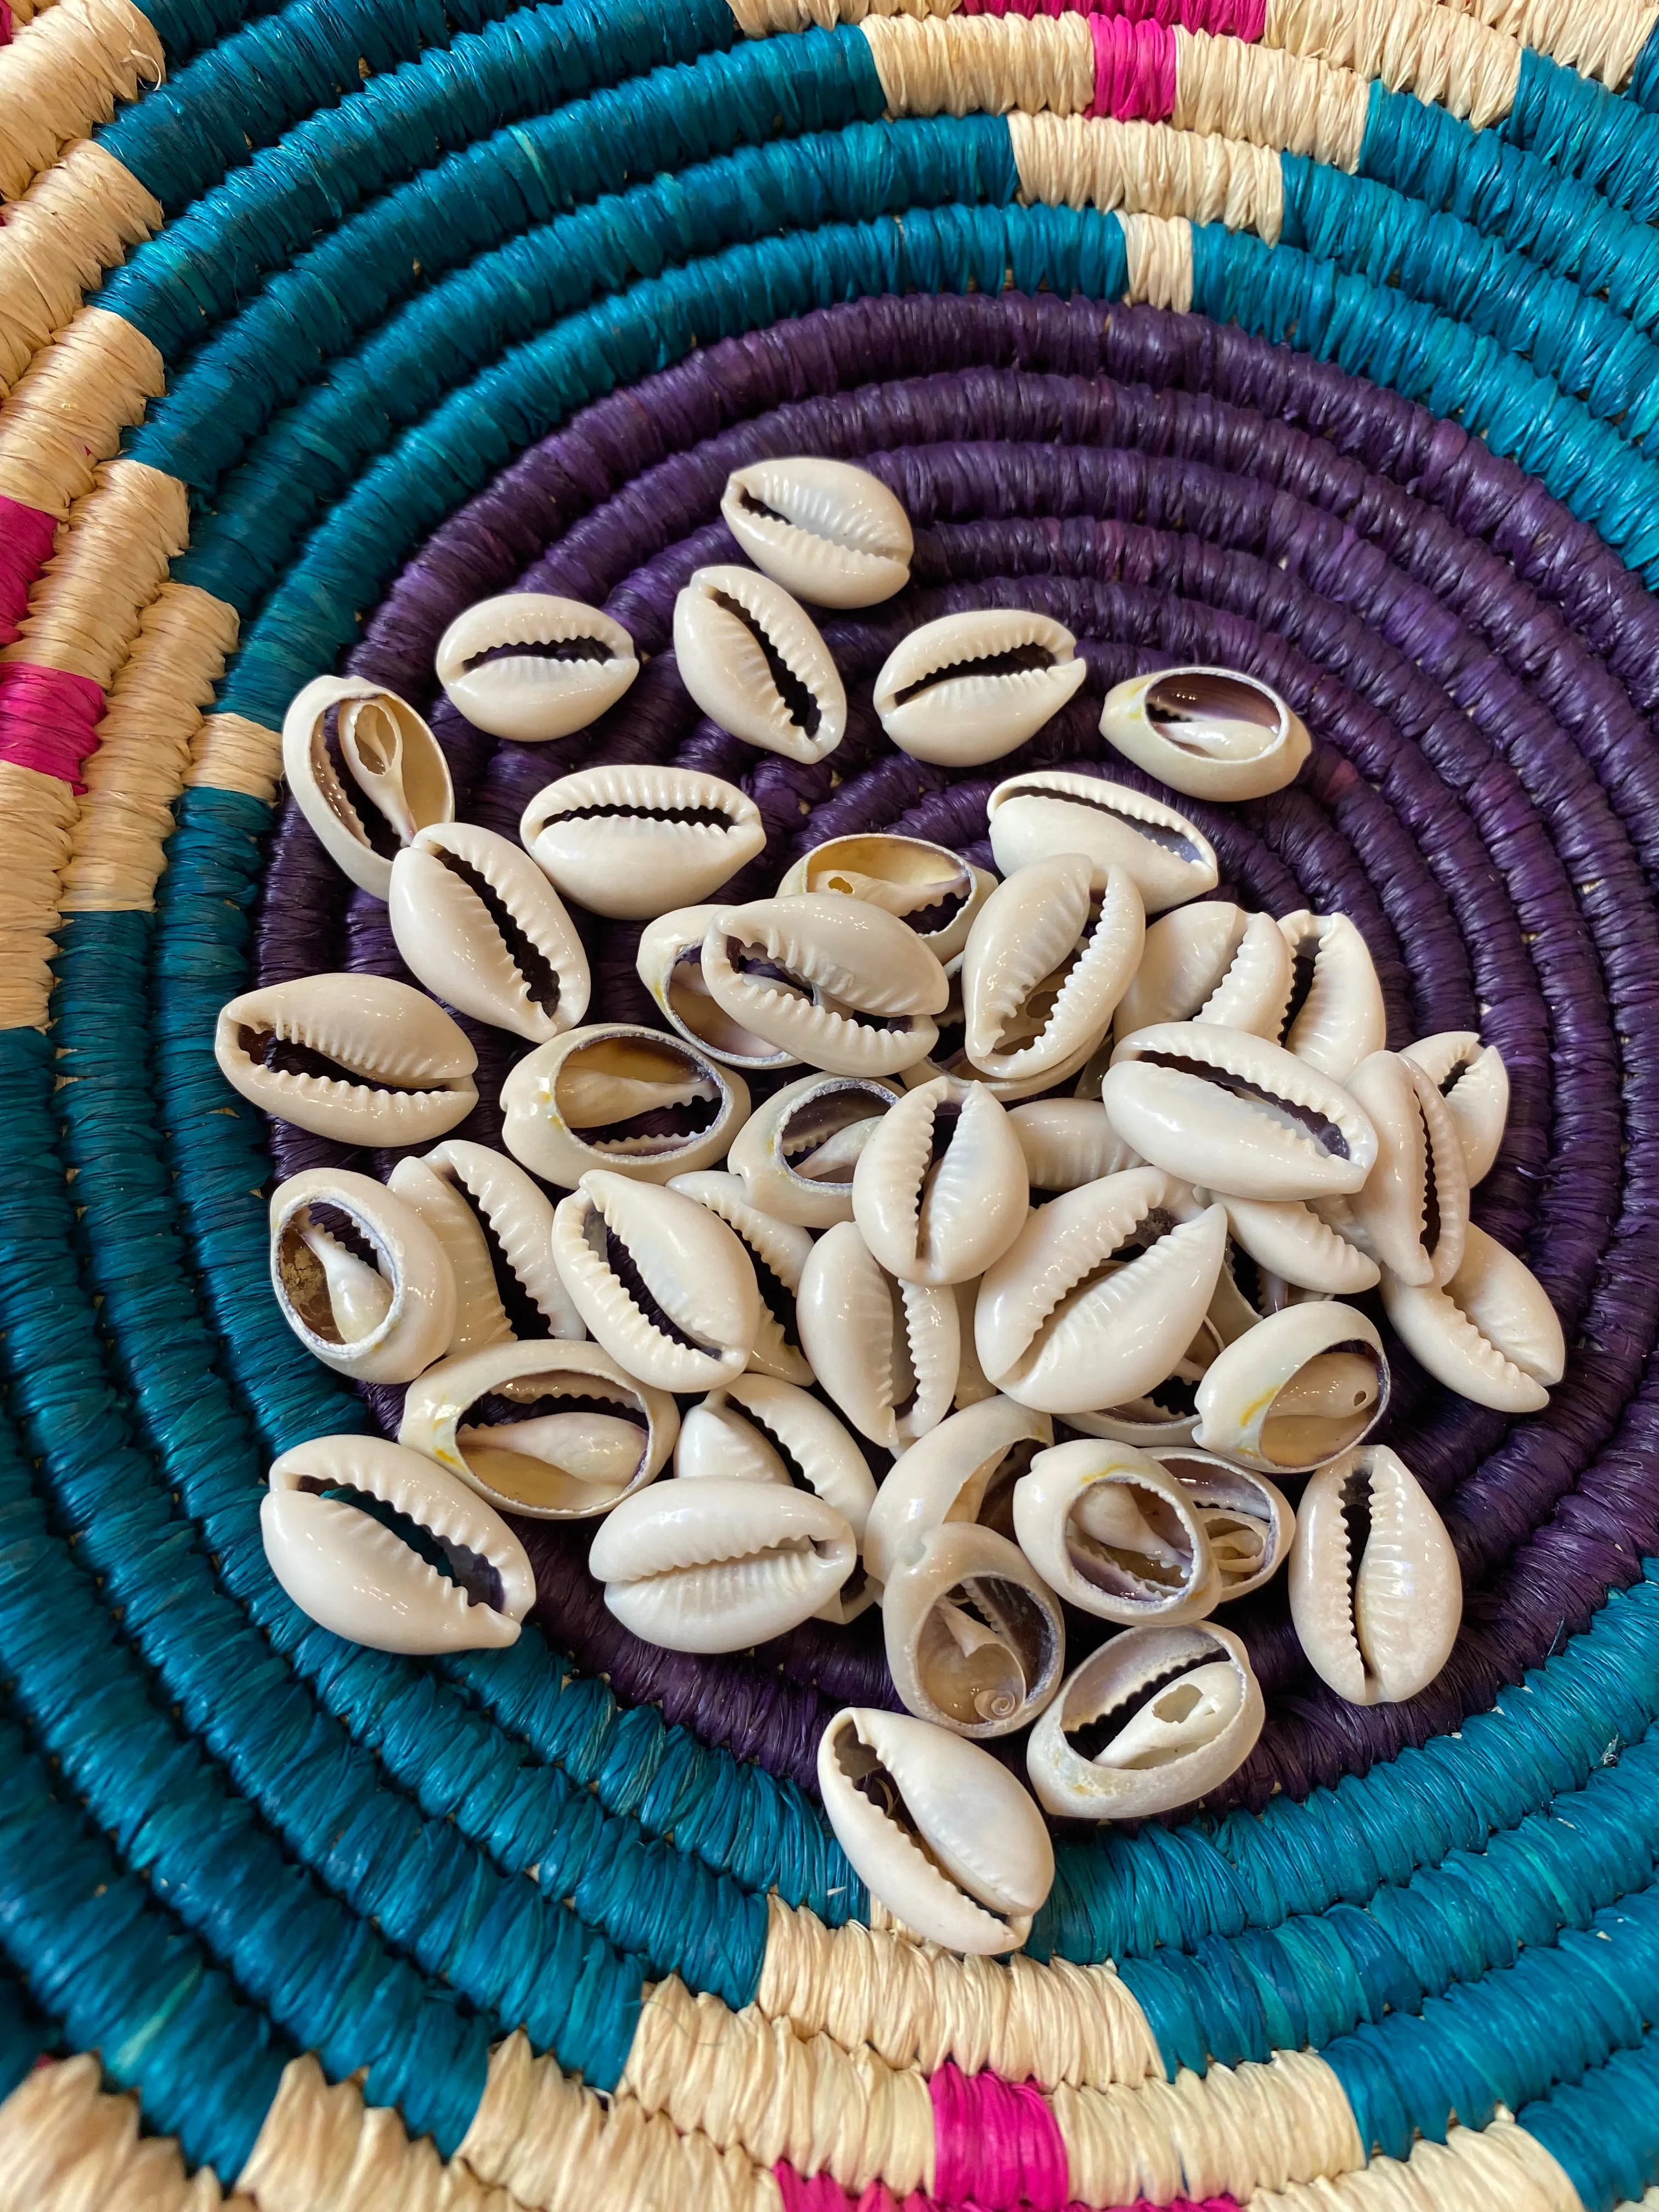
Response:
[4,0,1659,2205]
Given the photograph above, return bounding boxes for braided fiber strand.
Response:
[861,9,1098,111]
[1011,110,1284,234]
[183,712,282,804]
[0,0,162,201]
[1,457,187,686]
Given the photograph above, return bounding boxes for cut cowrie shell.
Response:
[850,1076,1029,1288]
[987,770,1218,915]
[1381,1222,1563,1414]
[975,1167,1228,1417]
[636,905,797,1072]
[1194,1299,1388,1473]
[1276,911,1386,1081]
[728,1073,898,1227]
[501,1024,748,1186]
[721,455,913,608]
[589,1477,856,1651]
[1205,1192,1380,1296]
[552,1170,759,1395]
[778,833,992,968]
[520,763,764,921]
[1103,1022,1378,1201]
[961,857,1144,1086]
[1009,1099,1138,1192]
[673,564,846,765]
[913,1037,1101,1106]
[1290,1445,1460,1706]
[281,675,454,901]
[263,1435,533,1654]
[1012,1436,1220,1624]
[399,1337,676,1517]
[269,1169,456,1383]
[388,1140,584,1353]
[797,1220,959,1449]
[1114,903,1294,1046]
[435,592,638,742]
[1340,1050,1469,1289]
[388,821,590,1044]
[1099,666,1310,802]
[1401,1031,1509,1186]
[883,1521,1063,1739]
[1149,1446,1294,1606]
[668,1170,814,1385]
[862,1396,1052,1587]
[215,973,478,1145]
[701,893,949,1077]
[873,608,1087,768]
[1026,1621,1263,1820]
[819,1708,1053,1955]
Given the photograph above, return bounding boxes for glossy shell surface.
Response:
[1193,1299,1389,1474]
[960,856,1144,1086]
[850,1076,1029,1286]
[873,608,1087,766]
[1341,1050,1469,1289]
[987,770,1218,913]
[668,1170,815,1384]
[434,592,637,741]
[500,1024,749,1186]
[1289,1444,1460,1706]
[1402,1031,1510,1186]
[1276,911,1387,1081]
[1012,1436,1220,1624]
[882,1521,1064,1739]
[520,763,764,920]
[1008,1099,1138,1192]
[1099,665,1310,800]
[673,564,847,764]
[269,1167,455,1384]
[721,455,912,607]
[1381,1222,1564,1413]
[778,833,991,967]
[728,1073,898,1227]
[1114,903,1294,1044]
[796,1221,959,1449]
[281,674,454,900]
[862,1395,1052,1585]
[390,1140,582,1349]
[636,905,797,1071]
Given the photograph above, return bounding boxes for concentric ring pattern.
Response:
[6,3,1659,2209]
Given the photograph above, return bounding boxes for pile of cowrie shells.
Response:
[223,456,1566,1959]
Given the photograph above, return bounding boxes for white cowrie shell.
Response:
[589,1477,856,1651]
[976,1167,1228,1417]
[1099,666,1310,801]
[390,1138,583,1348]
[552,1171,759,1395]
[281,675,454,900]
[883,1522,1064,1739]
[952,1282,997,1409]
[1401,1031,1509,1186]
[778,833,993,968]
[673,564,846,765]
[1013,1436,1221,1624]
[636,905,797,1072]
[1340,1051,1469,1289]
[1194,1299,1388,1474]
[1009,1099,1138,1192]
[819,1708,1053,1955]
[1026,1621,1263,1820]
[1103,1022,1379,1201]
[911,1038,1102,1107]
[1290,1445,1459,1706]
[500,1024,749,1186]
[520,763,765,921]
[215,973,478,1144]
[1149,1446,1294,1606]
[1381,1222,1563,1413]
[728,1073,898,1227]
[668,1170,815,1385]
[961,857,1145,1086]
[721,455,912,608]
[850,1077,1029,1287]
[675,1375,876,1536]
[862,1396,1052,1586]
[399,1336,677,1517]
[1277,911,1387,1081]
[873,608,1087,767]
[1113,903,1294,1046]
[269,1169,456,1383]
[1206,1192,1380,1295]
[388,821,591,1044]
[796,1220,959,1449]
[987,770,1218,914]
[435,592,638,742]
[263,1435,533,1654]
[701,893,949,1077]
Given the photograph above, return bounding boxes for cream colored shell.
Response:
[986,770,1218,913]
[1381,1222,1564,1413]
[862,1395,1052,1587]
[850,1076,1029,1286]
[796,1220,958,1450]
[721,455,912,608]
[1099,666,1310,801]
[675,1375,875,1538]
[1207,1193,1380,1295]
[636,905,797,1071]
[1193,1299,1388,1474]
[1402,1030,1509,1186]
[281,674,454,900]
[778,833,992,967]
[435,592,638,742]
[1008,1098,1138,1192]
[268,1168,456,1384]
[1341,1049,1469,1289]
[728,1073,898,1227]
[1150,1447,1294,1606]
[500,1024,749,1186]
[882,1521,1063,1740]
[673,564,847,765]
[388,1141,583,1355]
[668,1170,814,1384]
[1012,1436,1220,1625]
[873,608,1087,767]
[1276,910,1387,1081]
[520,763,765,920]
[1113,902,1294,1045]
[960,856,1144,1085]
[1289,1445,1460,1706]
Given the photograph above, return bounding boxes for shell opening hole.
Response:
[892,644,1058,706]
[1002,778,1202,865]
[1279,935,1321,1036]
[1340,1463,1375,1622]
[462,635,615,671]
[1132,1051,1350,1159]
[300,1478,505,1611]
[553,802,737,828]
[554,1042,724,1153]
[708,589,822,737]
[1144,670,1283,759]
[1420,1109,1443,1256]
[455,1382,648,1513]
[962,1440,1042,1544]
[1064,1655,1204,1763]
[1067,1482,1195,1599]
[433,848,565,1016]
[667,950,781,1059]
[738,1240,802,1347]
[919,1575,1052,1726]
[724,939,814,1001]
[1261,1348,1382,1468]
[242,1026,438,1094]
[278,1205,391,1345]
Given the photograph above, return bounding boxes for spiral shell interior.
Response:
[269,1168,456,1384]
[435,592,639,742]
[673,564,847,765]
[500,1024,749,1186]
[850,1076,1029,1288]
[1193,1299,1389,1473]
[873,608,1087,768]
[729,1073,898,1226]
[520,763,765,921]
[636,905,798,1070]
[778,833,992,967]
[987,770,1218,913]
[721,455,913,608]
[1099,666,1310,802]
[1289,1445,1460,1706]
[1012,1437,1220,1625]
[883,1521,1064,1739]
[281,675,454,901]
[961,857,1145,1086]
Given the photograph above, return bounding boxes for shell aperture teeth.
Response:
[1193,1299,1389,1474]
[673,564,847,765]
[217,973,478,1145]
[779,833,992,966]
[435,591,639,742]
[961,855,1144,1084]
[520,763,765,921]
[796,1220,958,1448]
[873,608,1086,767]
[1273,910,1387,1081]
[269,1169,458,1383]
[1401,1030,1510,1186]
[850,1076,1029,1288]
[721,456,913,608]
[1381,1221,1564,1413]
[1289,1444,1461,1706]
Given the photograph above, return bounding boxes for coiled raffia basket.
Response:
[7,0,1659,2205]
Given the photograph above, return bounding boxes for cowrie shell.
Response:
[819,1707,1053,1955]
[1062,1310,1222,1447]
[721,455,912,608]
[263,1435,533,1654]
[862,1396,1052,1587]
[778,833,993,969]
[987,770,1218,914]
[1008,1099,1138,1193]
[388,1139,584,1353]
[952,1282,998,1410]
[281,675,454,901]
[667,1170,815,1385]
[883,1521,1063,1739]
[520,763,764,920]
[911,1037,1102,1106]
[388,820,590,1043]
[1401,1031,1509,1186]
[1026,1621,1263,1820]
[589,1477,856,1651]
[975,1167,1228,1417]
[1205,1193,1380,1296]
[435,592,638,742]
[1099,666,1309,801]
[636,905,797,1071]
[1149,1446,1294,1606]
[1012,1436,1220,1625]
[1103,1022,1378,1201]
[874,608,1086,767]
[215,973,478,1144]
[1114,903,1294,1046]
[674,564,846,764]
[501,1024,749,1186]
[797,1220,959,1449]
[1277,911,1387,1081]
[399,1337,677,1517]
[1290,1444,1459,1706]
[728,1073,899,1227]
[269,1169,456,1383]
[701,893,949,1077]
[961,856,1144,1085]
[1194,1299,1389,1474]
[850,1076,1029,1288]
[1340,1050,1469,1288]
[1381,1222,1563,1413]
